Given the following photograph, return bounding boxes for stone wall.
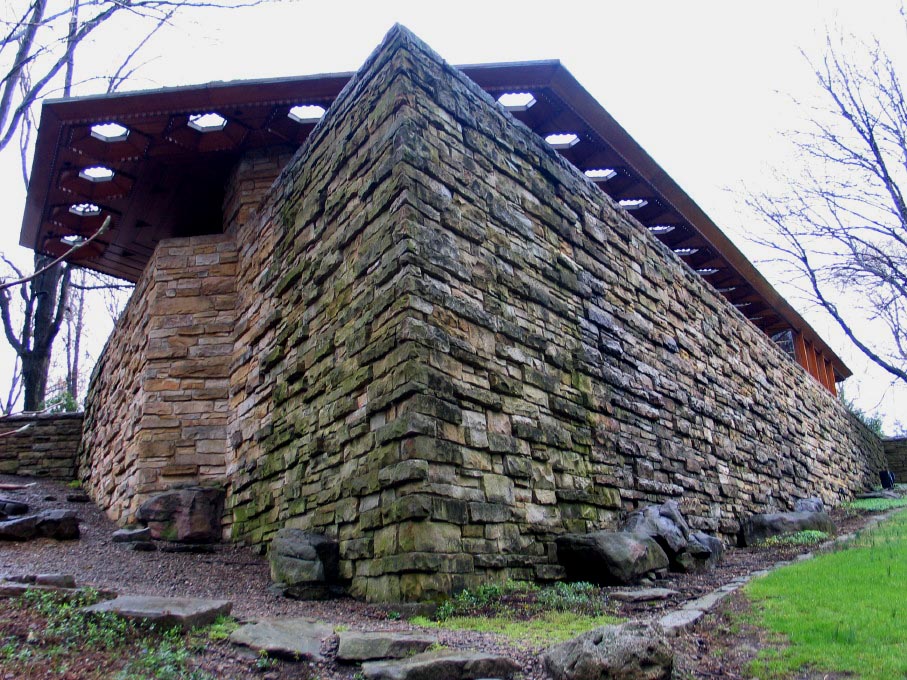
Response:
[78,234,237,523]
[885,437,907,481]
[78,26,888,601]
[0,413,83,479]
[220,28,886,601]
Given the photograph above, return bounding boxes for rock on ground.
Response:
[36,509,80,539]
[556,531,669,585]
[794,497,825,513]
[135,487,224,543]
[81,595,231,630]
[0,515,37,540]
[268,528,340,597]
[229,618,334,660]
[337,631,437,662]
[544,621,673,680]
[738,511,835,546]
[362,649,519,680]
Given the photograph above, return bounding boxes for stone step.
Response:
[81,595,231,630]
[610,587,679,603]
[361,649,519,680]
[337,631,437,662]
[229,618,334,660]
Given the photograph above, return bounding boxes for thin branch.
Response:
[0,216,110,293]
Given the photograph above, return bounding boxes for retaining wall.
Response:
[885,437,907,481]
[0,413,83,479]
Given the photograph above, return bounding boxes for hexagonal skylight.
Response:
[696,267,720,275]
[90,122,130,143]
[584,168,617,181]
[288,104,326,124]
[648,225,675,235]
[497,92,536,111]
[69,203,102,217]
[61,235,87,246]
[619,199,648,210]
[79,166,114,182]
[545,133,580,149]
[673,247,699,256]
[188,112,228,132]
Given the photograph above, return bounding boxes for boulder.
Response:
[0,515,37,540]
[544,621,673,680]
[269,528,340,597]
[36,509,80,539]
[556,531,669,585]
[738,511,835,547]
[793,497,824,513]
[675,531,723,572]
[135,487,224,543]
[362,649,519,680]
[622,506,687,559]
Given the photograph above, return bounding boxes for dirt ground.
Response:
[0,474,885,679]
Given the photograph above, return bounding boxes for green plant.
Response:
[537,581,604,614]
[760,530,830,547]
[202,615,238,641]
[254,649,277,671]
[41,391,80,414]
[385,611,401,621]
[67,479,82,489]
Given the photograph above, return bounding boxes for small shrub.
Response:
[760,530,830,547]
[202,615,238,641]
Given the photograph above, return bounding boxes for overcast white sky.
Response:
[1,0,904,430]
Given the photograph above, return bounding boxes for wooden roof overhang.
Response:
[19,60,851,386]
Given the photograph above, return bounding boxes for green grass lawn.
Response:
[745,508,907,679]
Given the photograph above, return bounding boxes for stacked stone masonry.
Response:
[0,413,83,479]
[884,438,907,481]
[79,234,238,522]
[79,27,887,600]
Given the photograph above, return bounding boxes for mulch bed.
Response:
[0,474,890,679]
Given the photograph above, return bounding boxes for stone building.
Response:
[19,26,884,600]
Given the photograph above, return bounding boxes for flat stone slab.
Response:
[229,618,333,660]
[362,649,519,680]
[658,608,703,636]
[82,595,231,630]
[337,631,437,662]
[610,587,679,603]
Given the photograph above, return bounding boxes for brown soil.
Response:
[0,474,886,679]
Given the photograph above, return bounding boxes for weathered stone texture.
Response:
[78,26,886,600]
[884,437,907,481]
[0,413,83,479]
[78,234,237,523]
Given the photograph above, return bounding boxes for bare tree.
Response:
[0,0,269,411]
[748,28,907,387]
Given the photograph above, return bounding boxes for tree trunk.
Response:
[20,257,70,411]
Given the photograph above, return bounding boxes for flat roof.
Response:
[19,60,851,379]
